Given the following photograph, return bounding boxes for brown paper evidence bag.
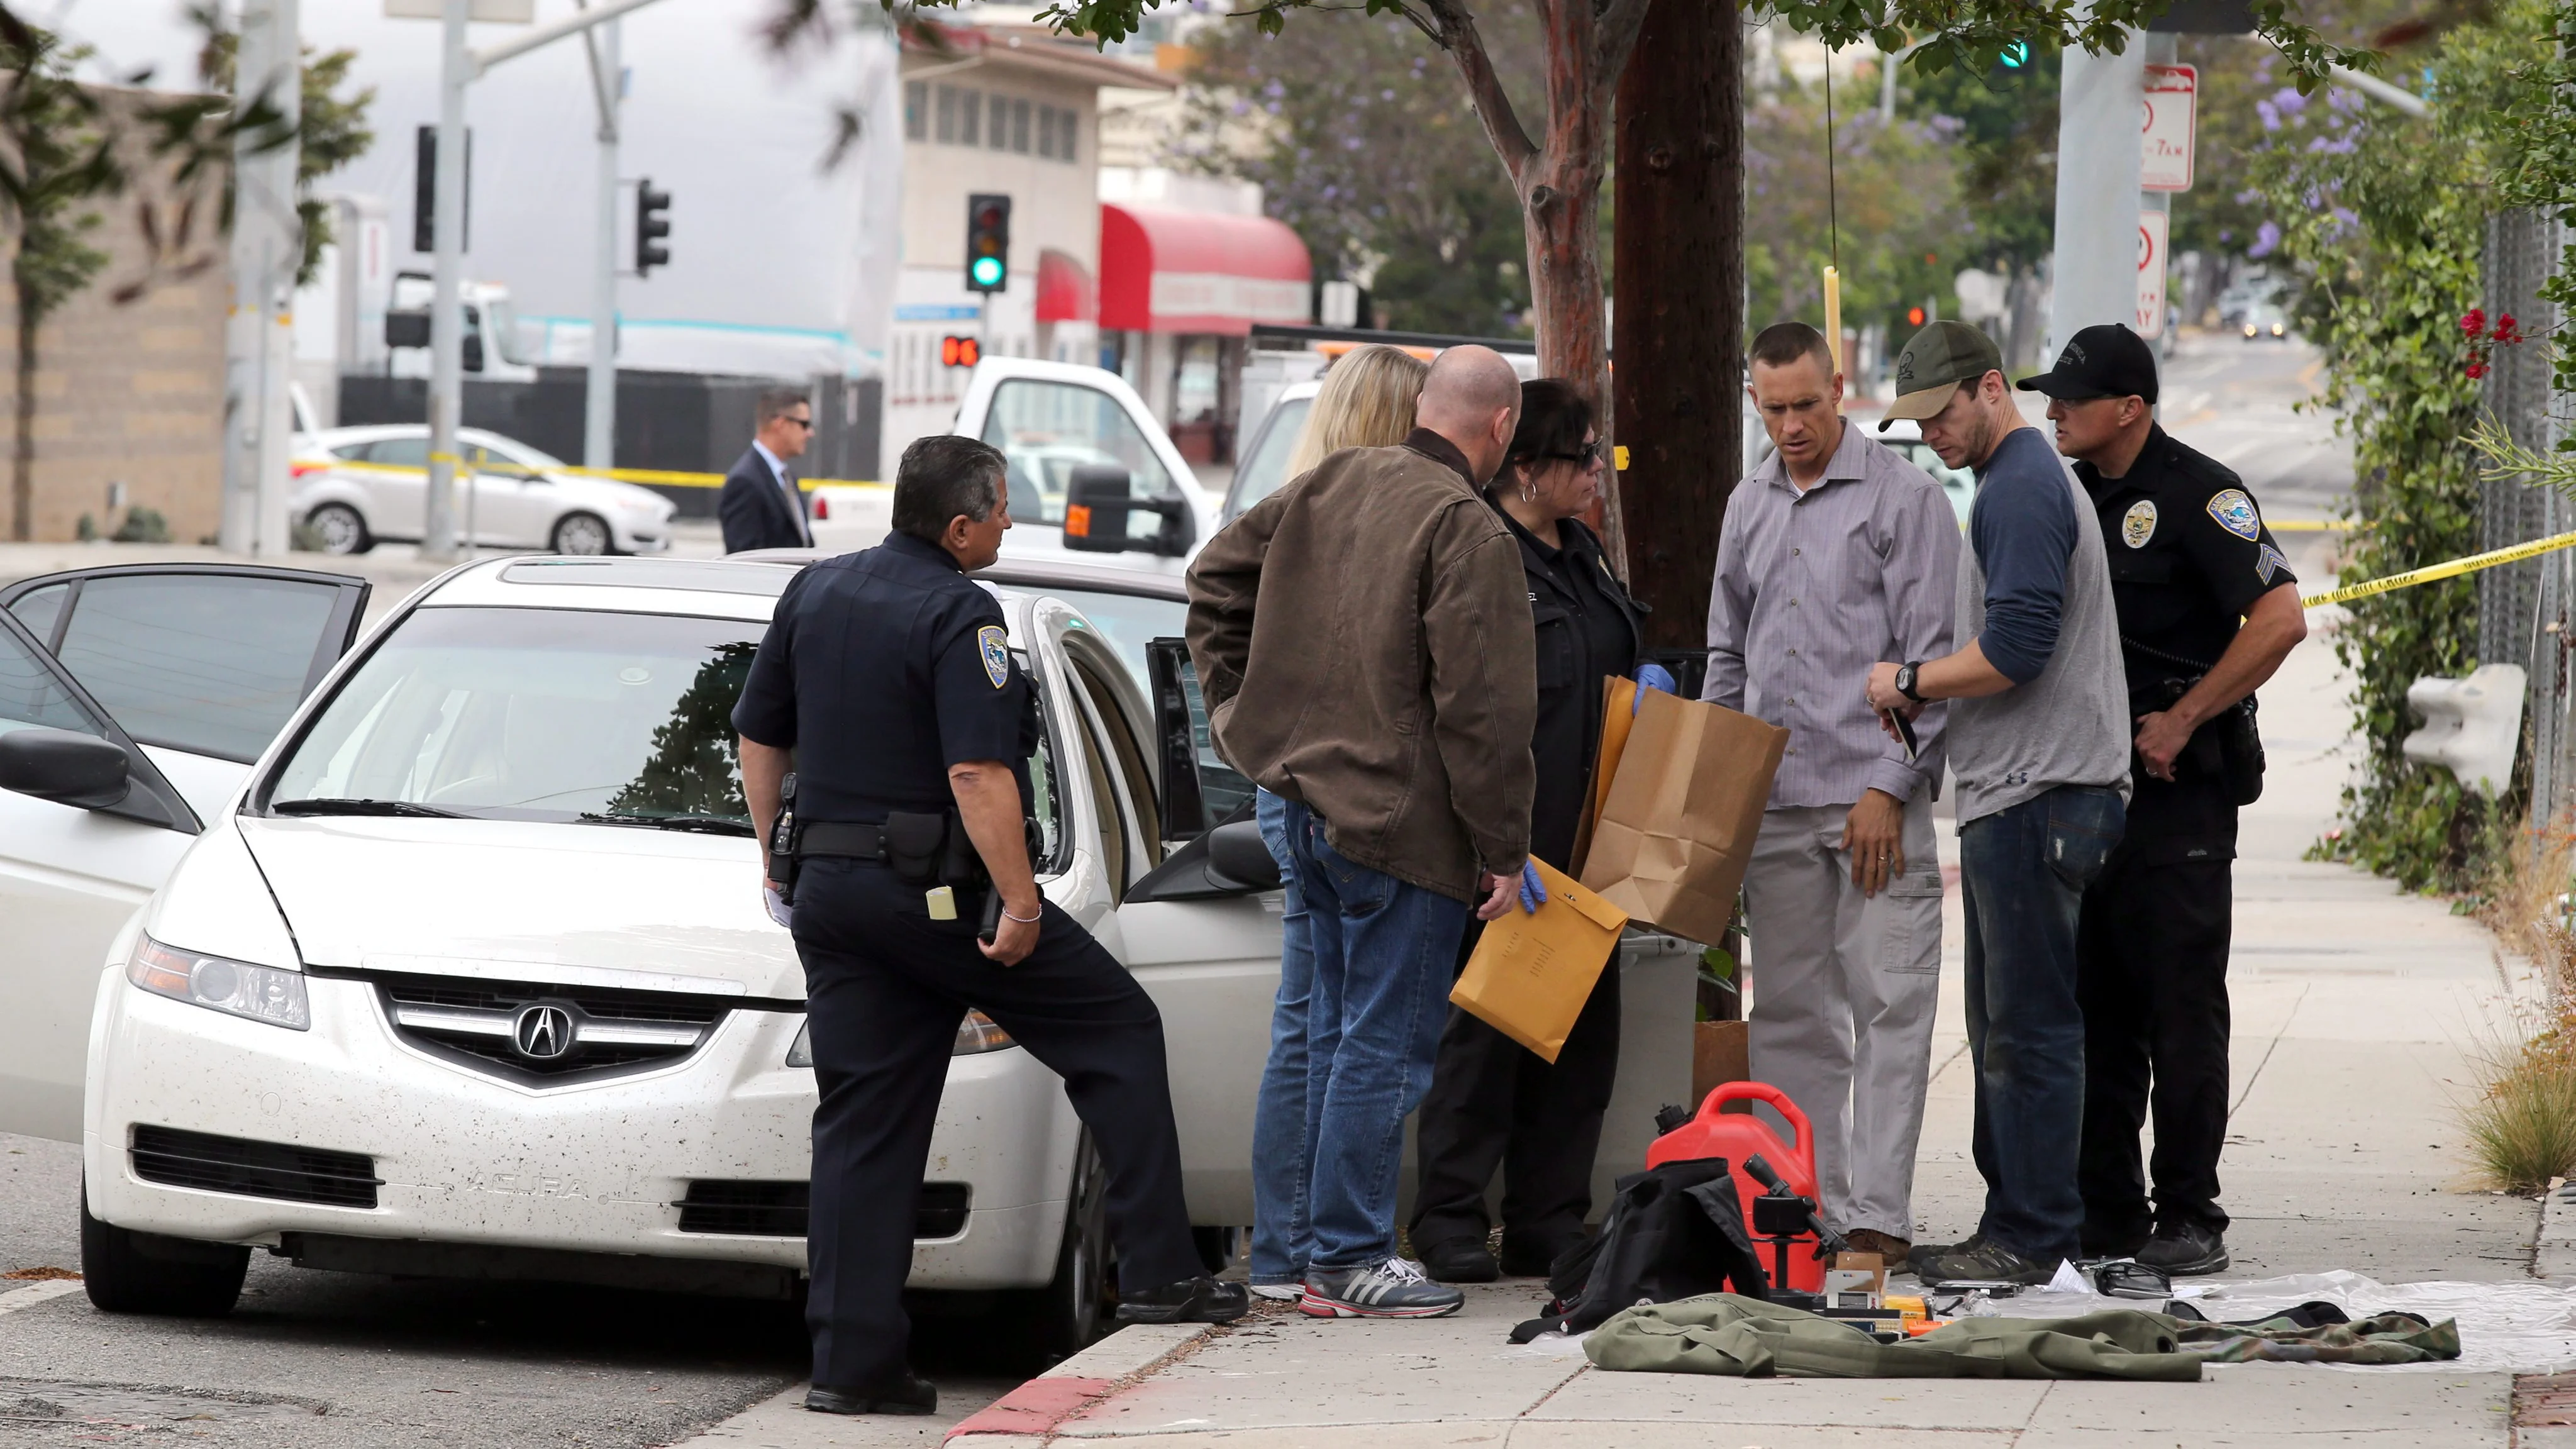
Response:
[1450,678,1788,1063]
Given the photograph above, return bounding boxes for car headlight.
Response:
[127,936,310,1031]
[785,1008,1014,1067]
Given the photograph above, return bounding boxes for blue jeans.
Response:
[1248,789,1315,1287]
[1957,784,2125,1266]
[1277,796,1472,1270]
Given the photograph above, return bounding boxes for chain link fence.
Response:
[2482,209,2576,833]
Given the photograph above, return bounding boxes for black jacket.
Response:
[719,447,812,553]
[1491,504,1643,867]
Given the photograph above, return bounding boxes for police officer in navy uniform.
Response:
[733,435,1246,1416]
[2018,325,2309,1278]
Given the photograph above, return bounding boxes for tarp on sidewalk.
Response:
[1583,1294,2460,1380]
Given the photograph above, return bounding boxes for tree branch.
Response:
[1419,0,1538,182]
[1588,0,1652,115]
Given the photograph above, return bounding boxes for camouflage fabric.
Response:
[1583,1294,2460,1380]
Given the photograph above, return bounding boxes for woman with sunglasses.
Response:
[1407,377,1647,1284]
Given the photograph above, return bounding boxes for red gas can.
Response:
[1644,1080,1824,1292]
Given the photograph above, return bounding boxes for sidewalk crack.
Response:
[2229,980,2308,1119]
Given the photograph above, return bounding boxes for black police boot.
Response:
[1420,1238,1501,1283]
[805,1372,937,1416]
[1115,1275,1252,1324]
[2133,1221,2229,1277]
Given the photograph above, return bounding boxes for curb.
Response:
[944,1322,1216,1444]
[2537,1177,2576,1282]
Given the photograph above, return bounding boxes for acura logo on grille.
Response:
[513,1004,575,1060]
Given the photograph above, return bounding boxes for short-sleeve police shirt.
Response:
[2075,426,2297,704]
[731,531,1038,822]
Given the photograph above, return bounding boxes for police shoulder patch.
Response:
[2121,499,2158,549]
[2256,541,2291,586]
[2206,487,2260,541]
[977,625,1011,688]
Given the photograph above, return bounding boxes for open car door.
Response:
[0,564,370,1141]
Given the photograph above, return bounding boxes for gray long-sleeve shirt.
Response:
[1703,421,1962,808]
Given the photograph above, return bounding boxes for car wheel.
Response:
[307,502,372,555]
[79,1185,247,1316]
[1009,1133,1110,1366]
[550,512,614,556]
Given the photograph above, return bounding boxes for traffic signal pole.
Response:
[583,13,620,477]
[218,0,299,558]
[421,0,671,562]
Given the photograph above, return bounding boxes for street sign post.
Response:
[2142,64,2197,192]
[2136,209,2169,338]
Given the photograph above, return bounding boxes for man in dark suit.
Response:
[721,388,818,553]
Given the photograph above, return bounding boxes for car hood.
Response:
[238,816,799,999]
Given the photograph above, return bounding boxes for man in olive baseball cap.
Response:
[1877,319,2006,433]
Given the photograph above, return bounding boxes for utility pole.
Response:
[219,0,301,558]
[1611,0,1741,646]
[2048,23,2144,354]
[582,11,619,475]
[424,0,470,563]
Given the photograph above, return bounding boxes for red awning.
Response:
[1099,203,1312,336]
[1036,248,1096,324]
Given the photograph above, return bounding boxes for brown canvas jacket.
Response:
[1186,429,1536,901]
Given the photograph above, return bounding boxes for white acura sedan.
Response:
[291,425,675,557]
[0,553,1690,1355]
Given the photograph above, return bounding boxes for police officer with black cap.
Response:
[2016,324,2308,1277]
[733,434,1246,1417]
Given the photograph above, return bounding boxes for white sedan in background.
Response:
[291,425,675,557]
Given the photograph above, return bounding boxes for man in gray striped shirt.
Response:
[1704,322,1961,1267]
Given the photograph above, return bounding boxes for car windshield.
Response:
[1228,395,1311,518]
[266,606,763,832]
[1041,586,1253,823]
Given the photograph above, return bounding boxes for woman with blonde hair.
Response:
[1243,338,1431,1302]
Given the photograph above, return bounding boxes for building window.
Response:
[962,87,982,146]
[1062,108,1079,165]
[1011,98,1031,154]
[905,80,927,142]
[987,92,1009,150]
[1036,106,1057,160]
[936,84,956,143]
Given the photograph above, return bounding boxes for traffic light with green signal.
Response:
[966,194,1011,294]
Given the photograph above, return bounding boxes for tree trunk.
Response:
[11,280,32,543]
[1611,0,1742,651]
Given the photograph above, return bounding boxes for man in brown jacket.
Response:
[1188,345,1537,1319]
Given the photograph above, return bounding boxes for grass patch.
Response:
[2467,824,2576,1192]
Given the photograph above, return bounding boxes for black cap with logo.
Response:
[2016,323,2159,404]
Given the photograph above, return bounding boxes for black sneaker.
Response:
[1905,1233,1981,1279]
[1912,1237,2055,1287]
[1418,1239,1499,1284]
[806,1372,936,1416]
[1300,1258,1465,1318]
[1116,1275,1252,1324]
[2133,1223,2229,1277]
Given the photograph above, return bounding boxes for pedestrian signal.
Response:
[941,335,982,368]
[635,178,672,275]
[965,194,1011,294]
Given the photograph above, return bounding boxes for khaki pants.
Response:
[1743,802,1943,1240]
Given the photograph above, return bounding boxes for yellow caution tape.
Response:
[318,459,885,490]
[2301,528,2576,609]
[2267,519,2345,531]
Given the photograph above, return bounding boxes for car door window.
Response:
[8,582,69,649]
[1071,654,1162,870]
[1074,711,1128,900]
[47,574,353,762]
[367,436,428,469]
[1228,394,1310,518]
[980,379,1180,542]
[0,623,107,740]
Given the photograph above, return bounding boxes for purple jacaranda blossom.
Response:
[2250,220,2282,258]
[2272,86,2307,115]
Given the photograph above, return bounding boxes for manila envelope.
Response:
[1569,675,1639,879]
[1579,689,1787,946]
[1449,858,1629,1063]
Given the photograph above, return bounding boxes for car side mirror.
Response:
[1065,465,1194,557]
[1203,818,1281,891]
[1124,808,1279,902]
[0,728,132,810]
[383,309,430,350]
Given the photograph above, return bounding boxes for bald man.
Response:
[1189,345,1537,1320]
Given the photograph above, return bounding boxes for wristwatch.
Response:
[1894,662,1924,703]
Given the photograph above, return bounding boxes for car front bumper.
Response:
[83,971,1079,1291]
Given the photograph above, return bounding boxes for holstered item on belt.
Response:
[767,772,801,902]
[882,811,950,886]
[2136,676,2265,806]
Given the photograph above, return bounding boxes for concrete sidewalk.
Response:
[675,592,2550,1445]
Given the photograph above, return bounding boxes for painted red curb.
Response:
[944,1376,1116,1440]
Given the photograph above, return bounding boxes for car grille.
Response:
[677,1180,971,1239]
[375,974,730,1086]
[130,1125,380,1208]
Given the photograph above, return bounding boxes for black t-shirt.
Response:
[1497,508,1641,866]
[2076,426,2297,704]
[731,531,1038,823]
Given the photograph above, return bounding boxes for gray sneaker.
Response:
[1299,1257,1465,1318]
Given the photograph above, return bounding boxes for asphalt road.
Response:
[0,328,2345,1446]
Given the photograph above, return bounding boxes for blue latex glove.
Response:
[1632,662,1677,715]
[1518,859,1548,914]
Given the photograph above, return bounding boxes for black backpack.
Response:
[1507,1155,1770,1343]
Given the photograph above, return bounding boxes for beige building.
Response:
[3,89,226,544]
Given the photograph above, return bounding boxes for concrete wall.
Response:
[0,135,227,543]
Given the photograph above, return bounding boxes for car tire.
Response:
[1009,1133,1110,1367]
[79,1186,247,1317]
[306,502,372,555]
[550,512,614,556]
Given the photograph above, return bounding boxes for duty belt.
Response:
[797,821,895,861]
